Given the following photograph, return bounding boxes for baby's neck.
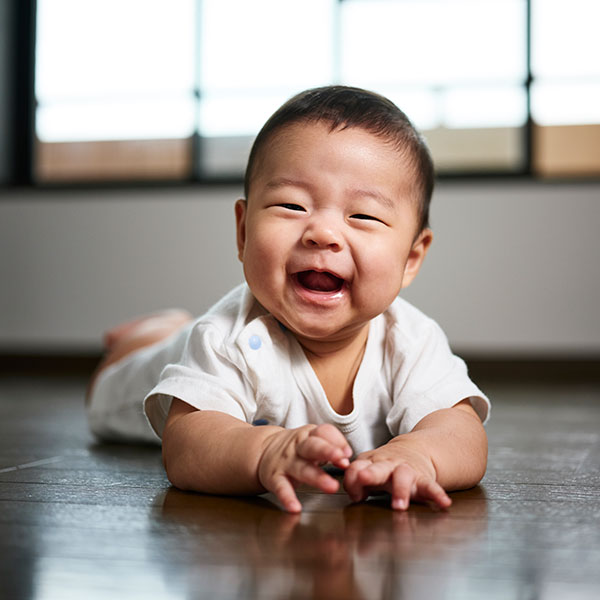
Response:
[296,324,370,360]
[298,325,370,415]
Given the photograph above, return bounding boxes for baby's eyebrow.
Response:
[265,177,311,192]
[347,187,396,211]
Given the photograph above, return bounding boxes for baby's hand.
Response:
[343,444,451,511]
[258,424,352,513]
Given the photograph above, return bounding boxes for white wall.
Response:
[1,180,599,356]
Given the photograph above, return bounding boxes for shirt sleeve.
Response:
[386,316,490,436]
[144,320,256,438]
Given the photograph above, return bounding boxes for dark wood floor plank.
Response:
[1,374,599,599]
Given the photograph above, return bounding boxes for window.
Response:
[530,0,600,176]
[196,0,336,176]
[35,0,197,181]
[341,0,528,173]
[31,0,600,183]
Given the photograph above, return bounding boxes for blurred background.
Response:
[0,0,599,362]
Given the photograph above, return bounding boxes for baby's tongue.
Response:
[298,270,343,292]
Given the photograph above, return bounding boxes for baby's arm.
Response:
[343,400,487,510]
[162,399,352,513]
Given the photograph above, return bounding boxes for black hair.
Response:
[243,85,434,232]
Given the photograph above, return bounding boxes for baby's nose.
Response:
[301,218,344,251]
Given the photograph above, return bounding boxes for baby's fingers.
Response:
[344,459,389,502]
[270,474,302,513]
[414,478,452,509]
[291,461,340,494]
[296,435,350,468]
[309,424,352,466]
[267,460,339,500]
[391,465,451,510]
[390,463,417,510]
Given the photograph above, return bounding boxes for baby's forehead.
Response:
[255,121,420,191]
[260,121,412,171]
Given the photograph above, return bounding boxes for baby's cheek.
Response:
[354,275,401,316]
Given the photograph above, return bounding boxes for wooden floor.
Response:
[1,373,599,600]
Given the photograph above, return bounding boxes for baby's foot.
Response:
[88,309,193,406]
[103,309,193,350]
[103,316,148,349]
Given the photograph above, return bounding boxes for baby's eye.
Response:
[351,214,382,223]
[278,203,305,212]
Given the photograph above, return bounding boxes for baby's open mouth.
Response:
[296,270,345,293]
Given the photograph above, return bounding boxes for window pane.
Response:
[199,92,290,138]
[531,0,600,126]
[364,86,527,132]
[341,0,527,87]
[35,0,196,142]
[532,82,600,126]
[532,0,600,80]
[442,86,527,129]
[37,98,196,143]
[198,0,335,140]
[199,0,335,92]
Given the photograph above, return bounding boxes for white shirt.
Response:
[140,284,489,455]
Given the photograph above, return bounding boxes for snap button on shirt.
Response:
[249,335,262,350]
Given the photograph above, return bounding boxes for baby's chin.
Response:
[250,287,369,344]
[277,315,370,348]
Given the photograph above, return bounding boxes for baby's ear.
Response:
[401,228,433,289]
[234,199,248,262]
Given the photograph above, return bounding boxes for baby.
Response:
[88,86,490,513]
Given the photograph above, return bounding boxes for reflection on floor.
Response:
[0,374,599,599]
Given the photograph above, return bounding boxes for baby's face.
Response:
[236,121,432,347]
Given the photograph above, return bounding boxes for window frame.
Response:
[4,0,599,189]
